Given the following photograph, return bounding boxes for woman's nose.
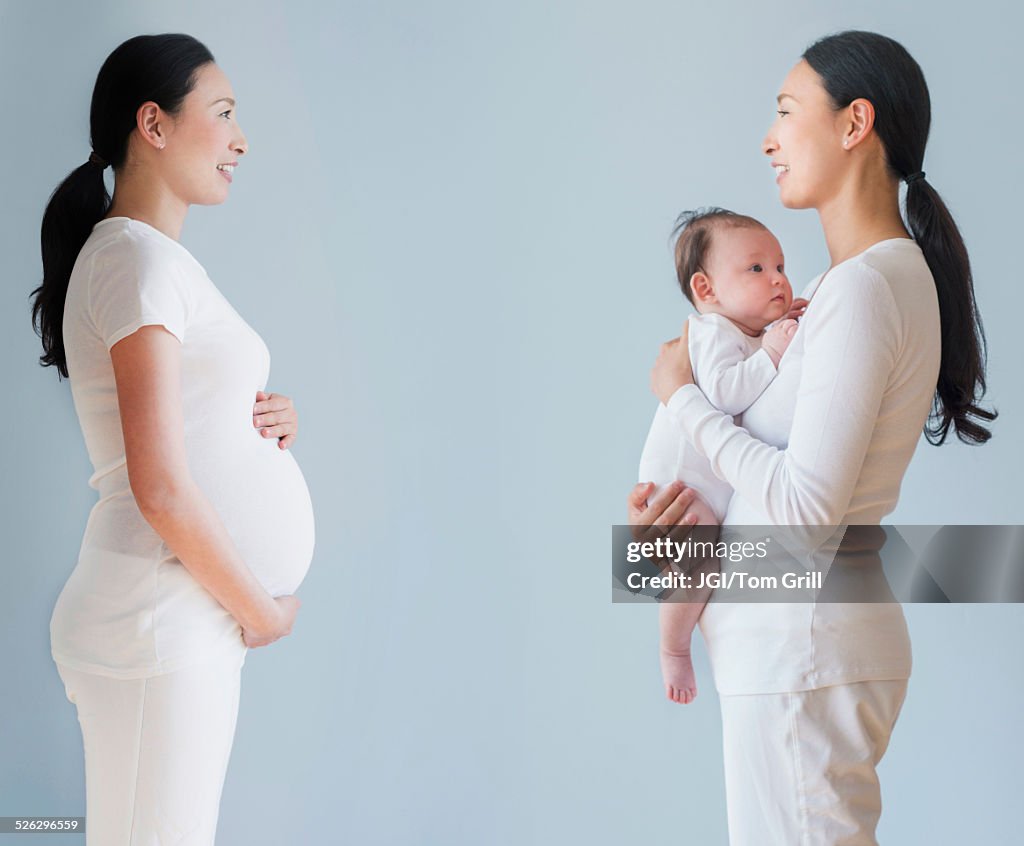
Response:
[233,127,249,157]
[762,130,777,157]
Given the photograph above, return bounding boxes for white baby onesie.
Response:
[638,312,777,521]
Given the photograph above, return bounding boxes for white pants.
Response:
[719,678,909,846]
[55,644,248,845]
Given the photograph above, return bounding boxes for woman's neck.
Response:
[816,171,912,268]
[104,173,188,242]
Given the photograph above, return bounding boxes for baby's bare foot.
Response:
[661,648,697,704]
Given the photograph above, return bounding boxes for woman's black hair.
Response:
[671,207,768,307]
[802,30,995,445]
[30,33,215,380]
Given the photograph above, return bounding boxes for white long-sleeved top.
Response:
[638,313,777,522]
[664,238,940,694]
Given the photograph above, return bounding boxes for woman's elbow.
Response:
[129,466,195,517]
[777,499,843,527]
[769,472,846,526]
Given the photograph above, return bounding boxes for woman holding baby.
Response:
[629,30,995,845]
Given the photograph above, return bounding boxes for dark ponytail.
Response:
[803,30,996,445]
[30,33,215,379]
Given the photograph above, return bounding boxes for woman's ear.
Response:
[843,97,876,149]
[690,271,716,305]
[136,101,167,150]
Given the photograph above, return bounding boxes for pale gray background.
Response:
[2,0,1021,843]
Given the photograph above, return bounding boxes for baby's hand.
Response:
[761,318,799,368]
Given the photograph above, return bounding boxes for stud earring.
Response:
[843,140,849,147]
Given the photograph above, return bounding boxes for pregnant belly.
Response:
[191,437,316,597]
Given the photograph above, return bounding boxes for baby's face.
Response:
[698,226,792,333]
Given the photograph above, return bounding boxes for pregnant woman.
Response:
[630,31,994,845]
[29,34,315,843]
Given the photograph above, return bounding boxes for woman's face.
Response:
[159,62,248,206]
[761,59,847,210]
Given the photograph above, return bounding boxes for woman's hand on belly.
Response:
[253,390,298,450]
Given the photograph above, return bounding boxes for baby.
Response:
[638,207,803,704]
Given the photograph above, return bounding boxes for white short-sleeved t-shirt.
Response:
[52,217,315,678]
[638,313,777,522]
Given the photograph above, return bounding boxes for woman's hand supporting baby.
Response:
[650,322,695,406]
[627,480,701,543]
[628,480,719,705]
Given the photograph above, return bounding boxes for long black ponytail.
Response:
[30,33,215,380]
[803,30,996,445]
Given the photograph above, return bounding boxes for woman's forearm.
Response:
[135,480,280,635]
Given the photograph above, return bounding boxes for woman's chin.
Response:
[777,186,813,210]
[191,185,232,206]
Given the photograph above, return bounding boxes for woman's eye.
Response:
[776,110,789,117]
[220,110,233,119]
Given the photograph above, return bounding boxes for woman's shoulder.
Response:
[801,251,901,346]
[840,238,929,288]
[804,239,936,354]
[81,220,208,318]
[85,218,203,279]
[859,237,928,278]
[815,239,927,304]
[835,239,935,322]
